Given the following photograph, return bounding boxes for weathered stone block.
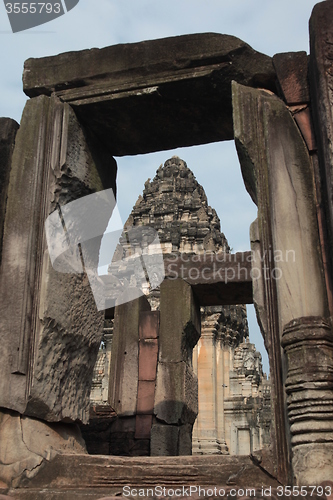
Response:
[136,380,155,415]
[293,106,317,153]
[154,361,198,425]
[0,408,86,488]
[273,52,310,105]
[233,82,327,326]
[150,424,179,456]
[233,80,330,483]
[109,292,150,416]
[309,1,333,290]
[110,416,136,434]
[159,279,200,363]
[178,423,193,456]
[108,416,150,456]
[23,34,276,156]
[0,96,117,423]
[281,316,333,485]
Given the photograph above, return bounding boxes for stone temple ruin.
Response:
[85,156,271,457]
[1,2,333,497]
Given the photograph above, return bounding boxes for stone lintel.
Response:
[23,34,276,155]
[23,34,276,99]
[164,251,253,306]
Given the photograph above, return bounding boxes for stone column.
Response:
[233,82,332,484]
[152,279,200,456]
[193,312,228,454]
[222,344,234,454]
[0,95,117,421]
[0,96,117,486]
[108,291,152,455]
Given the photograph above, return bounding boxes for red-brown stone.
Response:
[136,380,155,415]
[138,339,158,381]
[139,311,159,339]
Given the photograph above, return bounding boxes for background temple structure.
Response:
[87,156,271,456]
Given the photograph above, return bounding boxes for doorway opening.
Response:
[82,142,271,457]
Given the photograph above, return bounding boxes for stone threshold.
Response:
[2,454,278,500]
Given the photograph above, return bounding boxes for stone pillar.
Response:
[281,317,333,485]
[0,118,19,265]
[152,279,200,456]
[0,96,117,422]
[310,2,333,295]
[233,81,332,484]
[0,97,117,486]
[108,290,152,455]
[193,313,228,454]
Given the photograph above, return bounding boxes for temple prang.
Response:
[1,3,333,496]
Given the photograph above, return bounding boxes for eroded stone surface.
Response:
[273,52,310,105]
[0,96,117,423]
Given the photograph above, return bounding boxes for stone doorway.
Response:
[2,8,333,490]
[84,153,272,459]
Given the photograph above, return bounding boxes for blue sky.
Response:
[0,0,321,373]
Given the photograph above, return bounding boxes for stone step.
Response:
[4,454,278,500]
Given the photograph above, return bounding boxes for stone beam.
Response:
[23,34,276,155]
[164,251,253,306]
